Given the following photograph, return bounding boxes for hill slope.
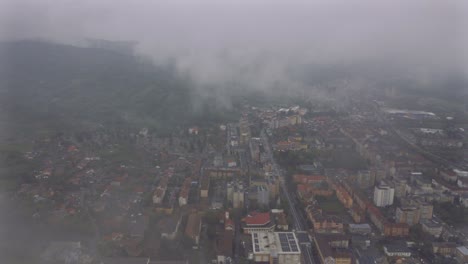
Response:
[0,41,232,138]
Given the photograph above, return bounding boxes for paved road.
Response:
[261,130,315,264]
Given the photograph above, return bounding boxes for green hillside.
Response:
[0,41,235,138]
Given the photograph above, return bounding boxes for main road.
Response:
[261,130,316,264]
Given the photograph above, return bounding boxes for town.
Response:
[7,94,468,264]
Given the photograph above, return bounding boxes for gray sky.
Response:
[1,0,467,93]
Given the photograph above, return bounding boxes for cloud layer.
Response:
[1,0,467,95]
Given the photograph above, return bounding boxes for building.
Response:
[416,200,433,220]
[373,183,394,207]
[348,224,372,235]
[335,183,353,209]
[349,205,366,223]
[200,175,210,198]
[227,181,245,208]
[248,185,269,208]
[216,230,234,264]
[251,232,301,264]
[314,234,352,264]
[356,170,375,189]
[352,236,371,251]
[383,223,409,237]
[395,206,420,226]
[293,174,327,184]
[440,170,458,183]
[383,245,411,258]
[178,177,191,206]
[242,212,275,234]
[185,213,202,245]
[153,176,169,204]
[393,177,408,199]
[275,213,289,231]
[432,242,457,256]
[251,178,280,201]
[306,205,344,234]
[367,205,409,237]
[455,246,468,264]
[421,219,443,238]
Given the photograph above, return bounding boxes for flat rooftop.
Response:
[252,232,301,255]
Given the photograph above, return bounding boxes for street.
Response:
[261,130,316,264]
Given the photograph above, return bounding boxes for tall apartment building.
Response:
[373,182,394,207]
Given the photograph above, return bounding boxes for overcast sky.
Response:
[0,0,467,92]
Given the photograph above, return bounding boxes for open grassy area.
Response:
[316,196,347,216]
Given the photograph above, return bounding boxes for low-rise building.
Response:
[456,246,468,264]
[314,234,352,264]
[383,245,411,258]
[178,177,191,206]
[185,212,202,245]
[251,231,301,264]
[200,175,210,198]
[348,224,372,235]
[216,230,234,264]
[242,212,275,234]
[227,181,245,208]
[395,205,420,226]
[432,242,457,256]
[349,205,366,223]
[335,183,353,209]
[421,219,443,238]
[306,205,344,234]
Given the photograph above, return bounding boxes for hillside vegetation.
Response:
[0,41,236,138]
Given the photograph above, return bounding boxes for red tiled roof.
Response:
[242,212,271,226]
[67,145,78,152]
[293,174,326,184]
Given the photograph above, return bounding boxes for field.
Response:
[315,196,347,216]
